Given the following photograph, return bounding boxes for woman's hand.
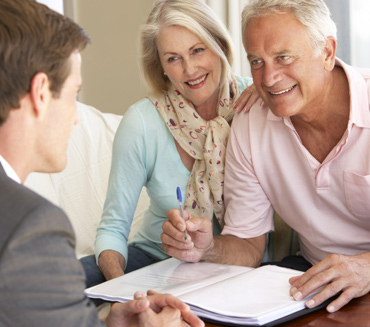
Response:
[161,209,214,263]
[232,83,264,113]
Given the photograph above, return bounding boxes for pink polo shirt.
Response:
[223,59,370,265]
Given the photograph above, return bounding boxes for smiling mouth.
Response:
[186,74,207,86]
[269,84,297,95]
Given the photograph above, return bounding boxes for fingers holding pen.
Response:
[162,208,211,243]
[162,209,214,262]
[162,209,193,247]
[163,209,192,237]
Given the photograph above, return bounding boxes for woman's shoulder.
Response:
[116,97,169,143]
[121,97,164,127]
[235,75,253,93]
[127,97,158,115]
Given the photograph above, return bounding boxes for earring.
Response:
[164,72,167,75]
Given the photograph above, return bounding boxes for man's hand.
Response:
[142,290,204,327]
[161,209,213,262]
[104,296,149,327]
[105,291,204,327]
[289,253,370,312]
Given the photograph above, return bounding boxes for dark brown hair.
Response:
[0,0,90,125]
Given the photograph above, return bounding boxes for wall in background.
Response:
[69,1,153,115]
[350,0,370,68]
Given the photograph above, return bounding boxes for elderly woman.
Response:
[81,0,258,288]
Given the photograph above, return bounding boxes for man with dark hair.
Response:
[0,1,203,326]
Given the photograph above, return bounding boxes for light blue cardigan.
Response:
[95,76,253,265]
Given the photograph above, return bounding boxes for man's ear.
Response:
[29,72,51,117]
[323,36,337,71]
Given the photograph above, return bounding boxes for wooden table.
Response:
[205,292,370,327]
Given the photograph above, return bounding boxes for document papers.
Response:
[85,258,319,326]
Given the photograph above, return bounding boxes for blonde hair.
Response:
[241,0,337,57]
[140,0,234,94]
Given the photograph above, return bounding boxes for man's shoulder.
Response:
[354,66,370,90]
[0,174,75,267]
[230,105,282,154]
[0,176,100,327]
[0,174,70,235]
[233,102,271,128]
[338,59,370,91]
[0,172,56,209]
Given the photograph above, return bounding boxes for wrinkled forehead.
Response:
[244,12,312,56]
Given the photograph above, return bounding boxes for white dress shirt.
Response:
[0,154,21,184]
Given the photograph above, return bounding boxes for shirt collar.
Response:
[337,58,370,128]
[0,155,21,184]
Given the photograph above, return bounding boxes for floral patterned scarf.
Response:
[148,76,239,227]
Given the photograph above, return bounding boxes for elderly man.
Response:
[162,0,370,314]
[0,1,204,326]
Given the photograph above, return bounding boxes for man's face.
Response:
[245,11,329,119]
[38,51,81,173]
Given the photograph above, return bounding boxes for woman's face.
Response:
[156,25,222,112]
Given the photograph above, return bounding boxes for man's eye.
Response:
[250,59,263,69]
[278,56,294,64]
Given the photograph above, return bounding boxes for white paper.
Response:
[86,258,250,301]
[85,258,318,326]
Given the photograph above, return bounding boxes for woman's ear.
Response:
[29,72,51,117]
[323,36,337,72]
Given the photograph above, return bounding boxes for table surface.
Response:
[204,292,370,327]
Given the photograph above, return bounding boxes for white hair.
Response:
[241,0,337,56]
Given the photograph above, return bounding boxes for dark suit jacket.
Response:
[0,164,103,327]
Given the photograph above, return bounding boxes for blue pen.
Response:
[176,187,187,240]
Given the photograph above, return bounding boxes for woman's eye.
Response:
[168,56,180,63]
[193,47,204,54]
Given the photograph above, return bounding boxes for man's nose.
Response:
[262,63,282,88]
